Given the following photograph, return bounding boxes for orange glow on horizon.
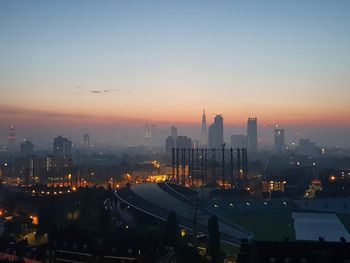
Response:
[0,103,349,128]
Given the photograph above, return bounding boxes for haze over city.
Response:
[2,1,350,263]
[1,0,350,147]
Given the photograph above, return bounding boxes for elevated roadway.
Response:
[115,183,253,245]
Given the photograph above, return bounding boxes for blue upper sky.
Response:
[0,0,349,145]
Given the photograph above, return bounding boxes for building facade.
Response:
[200,109,208,147]
[208,114,223,149]
[274,129,285,153]
[20,140,34,155]
[247,117,257,152]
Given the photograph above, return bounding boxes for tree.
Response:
[3,216,21,239]
[164,211,180,249]
[208,215,221,263]
[80,188,94,229]
[36,203,54,238]
[177,245,208,263]
[99,204,111,234]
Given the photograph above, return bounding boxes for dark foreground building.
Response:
[41,228,169,263]
[237,239,350,263]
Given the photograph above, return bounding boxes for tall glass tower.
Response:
[247,117,257,151]
[200,109,208,147]
[8,124,16,151]
[208,114,223,149]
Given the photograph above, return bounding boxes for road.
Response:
[127,183,252,244]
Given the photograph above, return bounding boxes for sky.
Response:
[0,0,350,146]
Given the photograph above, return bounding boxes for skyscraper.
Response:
[176,136,192,149]
[274,129,285,153]
[8,124,16,151]
[53,136,72,157]
[144,123,158,147]
[144,122,152,147]
[171,126,178,139]
[165,136,175,154]
[165,135,192,154]
[247,117,257,152]
[200,109,208,147]
[151,124,157,146]
[20,140,33,155]
[51,136,72,182]
[208,114,224,148]
[298,138,317,157]
[83,133,90,148]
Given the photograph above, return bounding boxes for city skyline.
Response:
[1,1,350,146]
[1,2,350,262]
[1,111,350,148]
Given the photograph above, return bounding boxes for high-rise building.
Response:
[171,126,177,139]
[274,129,285,153]
[144,123,152,147]
[53,136,72,158]
[166,126,178,154]
[27,156,46,185]
[208,114,224,149]
[176,136,192,149]
[151,124,158,146]
[165,135,192,154]
[50,136,72,184]
[8,124,16,151]
[298,139,317,157]
[247,117,257,152]
[20,140,33,155]
[83,133,90,148]
[200,109,208,147]
[165,136,175,154]
[231,135,247,148]
[144,123,158,147]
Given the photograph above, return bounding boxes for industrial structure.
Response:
[171,146,248,189]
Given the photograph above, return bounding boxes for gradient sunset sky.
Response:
[0,0,350,146]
